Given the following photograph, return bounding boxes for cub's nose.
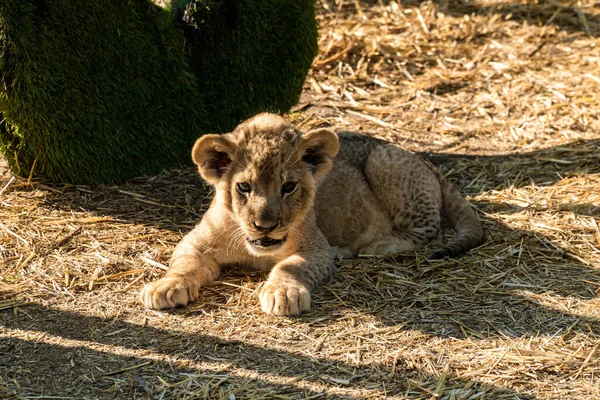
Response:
[253,220,278,233]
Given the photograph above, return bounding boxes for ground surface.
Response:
[1,0,600,399]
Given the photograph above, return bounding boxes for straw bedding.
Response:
[1,0,599,398]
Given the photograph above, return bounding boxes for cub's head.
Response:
[192,113,339,256]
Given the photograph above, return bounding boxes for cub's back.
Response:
[315,132,431,251]
[334,132,386,172]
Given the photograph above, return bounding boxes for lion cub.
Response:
[140,113,483,316]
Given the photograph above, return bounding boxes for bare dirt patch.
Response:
[2,0,600,398]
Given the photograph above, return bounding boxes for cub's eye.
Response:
[237,182,252,194]
[281,181,297,195]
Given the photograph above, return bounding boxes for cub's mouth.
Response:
[247,236,287,248]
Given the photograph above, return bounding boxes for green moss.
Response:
[0,0,317,184]
[183,0,318,131]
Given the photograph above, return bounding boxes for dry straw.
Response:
[1,0,600,398]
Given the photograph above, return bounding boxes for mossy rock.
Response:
[0,0,317,184]
[181,0,317,130]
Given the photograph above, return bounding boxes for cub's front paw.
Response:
[139,276,199,310]
[259,281,311,316]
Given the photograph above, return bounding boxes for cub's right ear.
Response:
[191,134,235,185]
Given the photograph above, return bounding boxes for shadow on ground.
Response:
[1,304,532,399]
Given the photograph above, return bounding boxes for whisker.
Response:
[225,227,243,254]
[230,227,247,254]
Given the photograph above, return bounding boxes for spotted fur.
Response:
[140,113,483,316]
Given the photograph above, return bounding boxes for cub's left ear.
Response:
[191,134,235,185]
[300,128,339,182]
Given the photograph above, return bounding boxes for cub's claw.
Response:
[259,282,311,316]
[139,276,199,310]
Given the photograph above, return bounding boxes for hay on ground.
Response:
[1,0,600,398]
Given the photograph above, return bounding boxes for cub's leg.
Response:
[140,227,221,309]
[360,145,443,255]
[360,233,421,255]
[259,228,334,316]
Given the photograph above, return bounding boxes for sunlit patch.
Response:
[515,290,600,320]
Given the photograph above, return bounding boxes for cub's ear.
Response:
[301,128,339,182]
[191,134,235,185]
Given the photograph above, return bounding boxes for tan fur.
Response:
[140,113,483,316]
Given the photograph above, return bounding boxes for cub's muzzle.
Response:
[247,236,287,248]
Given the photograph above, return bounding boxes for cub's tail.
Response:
[429,168,484,259]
